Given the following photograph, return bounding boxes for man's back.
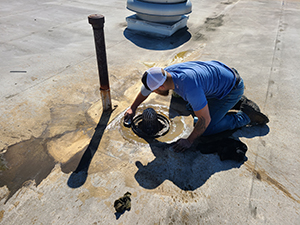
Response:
[165,61,236,111]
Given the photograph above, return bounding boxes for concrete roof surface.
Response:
[0,0,300,224]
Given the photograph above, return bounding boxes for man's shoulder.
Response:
[165,61,196,69]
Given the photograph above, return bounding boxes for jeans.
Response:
[202,78,251,136]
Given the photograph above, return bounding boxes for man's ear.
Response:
[158,85,165,90]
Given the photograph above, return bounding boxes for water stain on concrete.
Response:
[0,210,4,222]
[77,185,112,204]
[169,50,195,64]
[173,51,190,60]
[245,162,300,203]
[0,137,55,203]
[0,154,8,171]
[0,102,97,203]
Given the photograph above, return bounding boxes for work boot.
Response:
[241,104,269,125]
[232,95,261,112]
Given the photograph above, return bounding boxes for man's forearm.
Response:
[187,104,211,144]
[187,115,209,143]
[131,92,148,111]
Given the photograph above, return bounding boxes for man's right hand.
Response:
[123,92,148,126]
[124,107,135,123]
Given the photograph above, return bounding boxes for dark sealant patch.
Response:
[191,14,224,42]
[221,1,234,5]
[204,15,224,31]
[0,103,96,203]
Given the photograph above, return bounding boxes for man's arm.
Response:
[124,92,149,122]
[173,104,211,152]
[187,104,211,143]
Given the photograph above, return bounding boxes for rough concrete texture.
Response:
[0,0,300,224]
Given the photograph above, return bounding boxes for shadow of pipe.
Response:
[67,108,115,188]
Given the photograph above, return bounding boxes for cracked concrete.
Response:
[0,0,300,224]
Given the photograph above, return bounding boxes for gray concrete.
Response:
[0,0,300,224]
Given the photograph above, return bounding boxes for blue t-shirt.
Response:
[165,61,236,111]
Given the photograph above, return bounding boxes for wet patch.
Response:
[119,104,193,144]
[171,50,193,62]
[0,103,97,203]
[0,137,55,203]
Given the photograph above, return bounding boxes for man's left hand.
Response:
[172,138,192,152]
